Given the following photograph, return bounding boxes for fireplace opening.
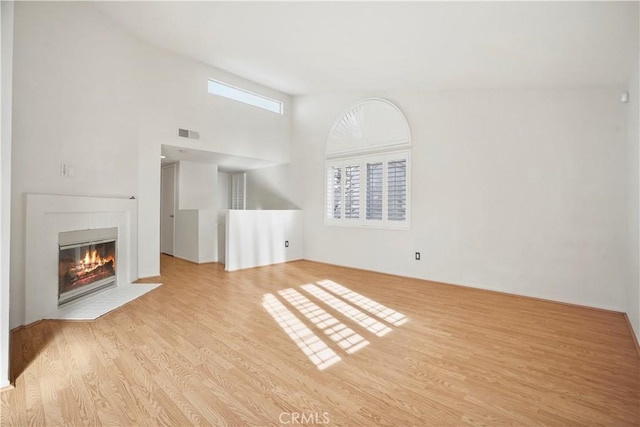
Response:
[58,228,117,305]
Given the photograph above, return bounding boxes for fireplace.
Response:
[58,227,118,305]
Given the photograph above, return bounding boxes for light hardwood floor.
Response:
[2,255,639,426]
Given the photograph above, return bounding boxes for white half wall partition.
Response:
[225,210,303,272]
[174,209,217,264]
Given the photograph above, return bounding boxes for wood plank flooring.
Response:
[2,255,639,426]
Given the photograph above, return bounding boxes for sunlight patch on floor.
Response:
[262,293,341,370]
[316,280,408,326]
[278,288,369,355]
[300,284,392,337]
[263,281,408,370]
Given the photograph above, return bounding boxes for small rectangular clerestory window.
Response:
[208,79,283,114]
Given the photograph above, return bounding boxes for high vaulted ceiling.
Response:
[94,1,639,95]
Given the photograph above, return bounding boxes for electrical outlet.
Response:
[285,241,289,248]
[415,252,421,261]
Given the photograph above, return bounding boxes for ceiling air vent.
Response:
[178,128,200,140]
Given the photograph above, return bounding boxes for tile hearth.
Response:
[45,283,160,320]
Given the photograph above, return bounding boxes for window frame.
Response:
[324,150,410,230]
[207,79,283,115]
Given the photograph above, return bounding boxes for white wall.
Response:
[174,210,199,263]
[217,172,230,209]
[174,210,218,264]
[1,0,14,389]
[627,57,640,342]
[217,171,229,264]
[127,6,291,275]
[174,161,218,263]
[9,2,291,327]
[198,209,217,263]
[292,88,629,311]
[178,161,217,210]
[225,210,303,271]
[10,2,141,328]
[134,12,291,278]
[246,164,300,210]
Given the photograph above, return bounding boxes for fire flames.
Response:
[75,249,114,275]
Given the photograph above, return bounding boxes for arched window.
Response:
[325,99,411,229]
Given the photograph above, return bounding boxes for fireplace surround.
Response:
[24,194,139,324]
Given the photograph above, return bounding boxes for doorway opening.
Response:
[160,163,176,256]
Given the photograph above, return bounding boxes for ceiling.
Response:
[94,1,639,95]
[161,145,280,172]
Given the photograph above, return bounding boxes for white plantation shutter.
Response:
[231,173,246,210]
[325,152,409,228]
[326,167,342,219]
[344,165,360,219]
[387,159,407,221]
[366,162,383,220]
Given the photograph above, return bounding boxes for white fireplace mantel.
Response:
[24,194,138,324]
